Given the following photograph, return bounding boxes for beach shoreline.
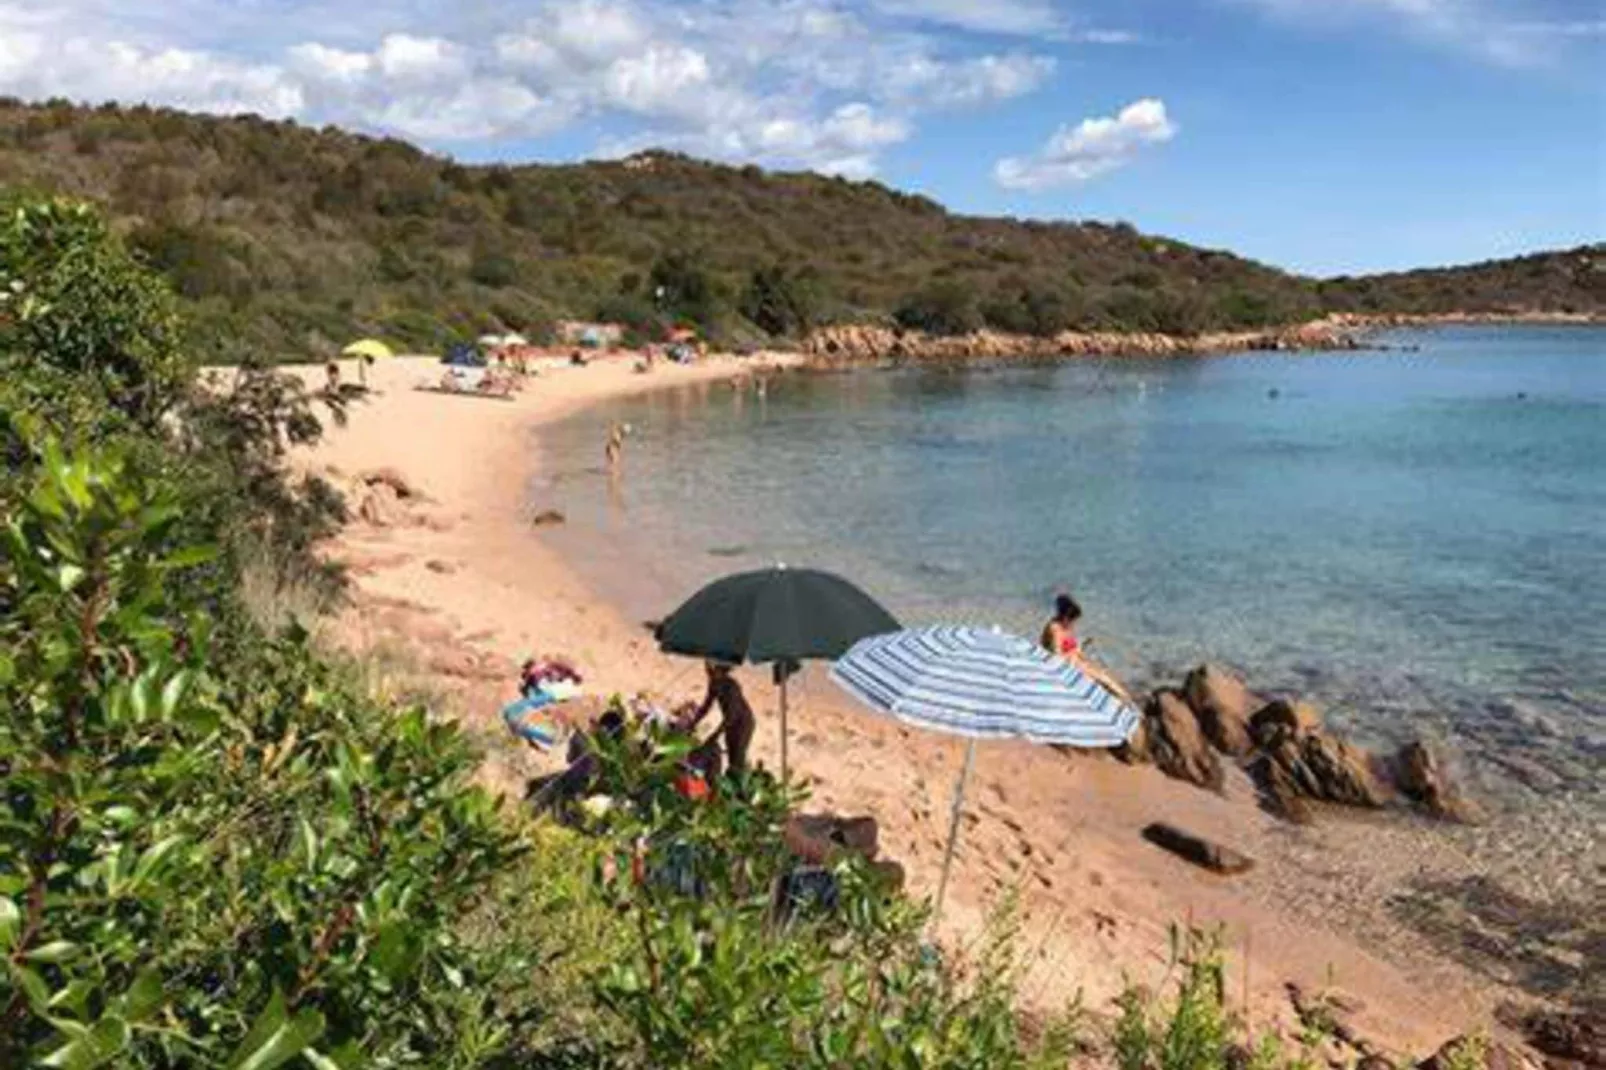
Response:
[290,351,1546,1054]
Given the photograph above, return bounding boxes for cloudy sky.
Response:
[0,0,1601,273]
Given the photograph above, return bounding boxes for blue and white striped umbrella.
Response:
[830,625,1139,747]
[831,625,1140,924]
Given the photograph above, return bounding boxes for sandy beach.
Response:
[291,353,1534,1056]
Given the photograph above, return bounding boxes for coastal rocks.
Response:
[1263,730,1384,809]
[1183,664,1259,756]
[1139,690,1225,791]
[1250,698,1324,747]
[1140,822,1255,875]
[802,317,1367,367]
[1521,1009,1606,1069]
[530,509,566,527]
[1419,1037,1544,1070]
[1390,741,1482,823]
[352,467,425,528]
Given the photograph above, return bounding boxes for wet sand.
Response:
[291,353,1544,1054]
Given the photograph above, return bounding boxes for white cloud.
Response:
[0,0,1076,173]
[869,0,1066,36]
[1229,0,1596,66]
[995,98,1177,190]
[0,4,302,117]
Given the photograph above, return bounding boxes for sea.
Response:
[535,325,1604,898]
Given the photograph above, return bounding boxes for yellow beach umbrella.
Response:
[342,338,394,361]
[341,338,393,387]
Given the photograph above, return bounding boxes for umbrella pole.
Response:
[779,677,790,783]
[933,737,977,925]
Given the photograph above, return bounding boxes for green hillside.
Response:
[0,98,1599,360]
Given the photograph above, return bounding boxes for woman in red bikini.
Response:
[1042,593,1137,704]
[1041,593,1083,658]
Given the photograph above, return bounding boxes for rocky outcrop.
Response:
[1263,730,1385,809]
[1141,822,1255,875]
[803,318,1367,367]
[1419,1037,1544,1070]
[351,467,425,528]
[1249,698,1323,747]
[1135,690,1225,792]
[1183,664,1258,756]
[1521,1009,1606,1069]
[1390,741,1483,824]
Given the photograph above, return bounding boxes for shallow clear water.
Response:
[538,327,1605,846]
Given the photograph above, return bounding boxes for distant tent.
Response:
[580,327,604,348]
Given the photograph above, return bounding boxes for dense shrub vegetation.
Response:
[4,98,1596,361]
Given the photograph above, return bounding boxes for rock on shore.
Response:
[1120,664,1481,827]
[802,318,1365,366]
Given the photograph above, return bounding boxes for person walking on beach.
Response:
[678,661,756,775]
[604,421,627,473]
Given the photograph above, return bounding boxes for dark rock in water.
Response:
[1522,1009,1606,1069]
[1140,822,1254,875]
[1392,741,1482,823]
[707,544,749,558]
[1182,664,1259,757]
[530,509,566,527]
[1250,698,1324,748]
[1141,690,1225,791]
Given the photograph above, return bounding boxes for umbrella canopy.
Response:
[657,566,899,781]
[831,625,1138,924]
[656,566,899,666]
[831,625,1138,747]
[342,338,394,360]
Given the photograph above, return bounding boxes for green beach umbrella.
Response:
[656,565,901,781]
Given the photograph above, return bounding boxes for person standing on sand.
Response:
[604,421,626,472]
[679,661,756,775]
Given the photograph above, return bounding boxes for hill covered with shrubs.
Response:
[0,98,1599,362]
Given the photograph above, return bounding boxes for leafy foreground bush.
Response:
[0,439,525,1067]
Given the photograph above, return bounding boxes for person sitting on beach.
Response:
[1041,593,1083,658]
[677,661,756,776]
[1041,593,1137,704]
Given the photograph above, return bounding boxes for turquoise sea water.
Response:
[537,327,1604,837]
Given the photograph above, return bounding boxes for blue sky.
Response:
[0,0,1601,274]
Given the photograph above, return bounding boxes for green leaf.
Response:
[226,993,326,1070]
[296,818,318,871]
[158,544,219,569]
[56,563,85,592]
[116,968,164,1024]
[41,1014,130,1070]
[26,940,79,964]
[11,964,51,1012]
[159,670,191,718]
[0,895,18,951]
[131,835,185,884]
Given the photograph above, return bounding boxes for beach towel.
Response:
[502,696,559,748]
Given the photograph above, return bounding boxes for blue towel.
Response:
[502,696,558,748]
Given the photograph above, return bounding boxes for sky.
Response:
[0,0,1602,274]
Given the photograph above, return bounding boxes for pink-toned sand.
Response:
[292,353,1513,1055]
